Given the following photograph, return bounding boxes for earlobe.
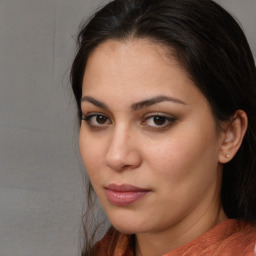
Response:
[219,110,248,164]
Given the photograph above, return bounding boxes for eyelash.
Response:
[142,114,176,128]
[81,113,176,129]
[81,113,111,128]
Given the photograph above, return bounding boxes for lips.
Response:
[105,184,150,205]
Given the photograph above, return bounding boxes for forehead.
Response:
[82,39,204,106]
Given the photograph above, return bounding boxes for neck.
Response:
[135,203,227,256]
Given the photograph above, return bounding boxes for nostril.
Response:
[105,130,142,171]
[121,164,132,171]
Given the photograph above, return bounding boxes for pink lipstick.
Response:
[105,184,150,206]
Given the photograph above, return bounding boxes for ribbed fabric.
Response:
[94,219,256,256]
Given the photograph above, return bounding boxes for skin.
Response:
[79,39,230,256]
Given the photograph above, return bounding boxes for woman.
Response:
[71,0,256,255]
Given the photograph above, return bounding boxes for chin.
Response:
[107,212,149,234]
[112,223,143,235]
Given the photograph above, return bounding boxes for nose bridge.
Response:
[105,123,140,171]
[111,123,130,150]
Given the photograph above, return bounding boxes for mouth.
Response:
[105,184,150,206]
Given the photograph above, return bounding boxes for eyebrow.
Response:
[131,95,186,111]
[81,96,109,110]
[81,95,186,111]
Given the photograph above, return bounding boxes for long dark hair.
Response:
[71,0,256,255]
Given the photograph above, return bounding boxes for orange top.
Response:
[94,219,256,256]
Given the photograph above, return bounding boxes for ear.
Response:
[219,110,248,164]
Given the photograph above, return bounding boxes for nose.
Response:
[105,126,142,171]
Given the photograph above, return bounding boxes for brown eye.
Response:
[142,114,176,128]
[153,116,166,126]
[96,115,108,124]
[82,114,111,127]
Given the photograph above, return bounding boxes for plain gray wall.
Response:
[0,1,255,256]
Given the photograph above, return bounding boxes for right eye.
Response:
[82,113,111,127]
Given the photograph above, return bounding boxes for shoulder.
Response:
[94,220,256,256]
[213,219,256,255]
[167,219,256,256]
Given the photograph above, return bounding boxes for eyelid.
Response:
[81,112,112,127]
[142,113,177,128]
[81,111,109,119]
[143,112,176,121]
[81,111,176,130]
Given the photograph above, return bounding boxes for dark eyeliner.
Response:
[81,114,92,121]
[81,113,111,129]
[144,114,176,123]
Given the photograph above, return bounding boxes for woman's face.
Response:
[79,39,225,236]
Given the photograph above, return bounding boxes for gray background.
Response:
[0,0,255,256]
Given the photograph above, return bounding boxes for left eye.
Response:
[142,115,176,128]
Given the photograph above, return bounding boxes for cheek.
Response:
[146,141,191,188]
[146,134,196,170]
[79,129,89,165]
[145,125,219,186]
[79,129,104,180]
[144,131,220,220]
